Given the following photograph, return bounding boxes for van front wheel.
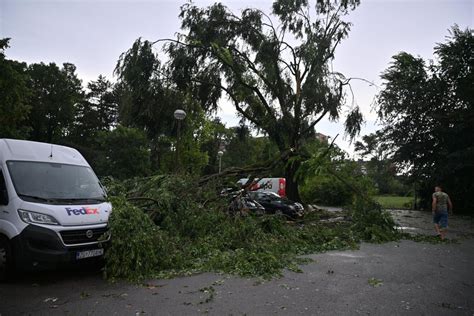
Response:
[0,237,12,282]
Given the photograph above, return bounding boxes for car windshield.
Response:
[7,160,106,204]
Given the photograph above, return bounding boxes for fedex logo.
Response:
[66,207,99,216]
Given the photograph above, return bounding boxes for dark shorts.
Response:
[433,212,448,228]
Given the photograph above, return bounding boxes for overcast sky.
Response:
[1,0,472,154]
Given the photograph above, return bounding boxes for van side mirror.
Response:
[0,189,8,205]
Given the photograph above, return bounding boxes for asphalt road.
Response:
[1,211,473,315]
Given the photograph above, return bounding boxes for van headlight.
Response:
[18,209,60,225]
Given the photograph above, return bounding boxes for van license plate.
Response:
[76,248,104,260]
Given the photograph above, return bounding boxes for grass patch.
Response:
[374,195,414,209]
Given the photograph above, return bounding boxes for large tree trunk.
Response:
[272,127,302,202]
[284,159,301,202]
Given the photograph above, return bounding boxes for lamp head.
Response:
[174,109,187,120]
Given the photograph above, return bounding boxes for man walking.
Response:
[432,185,453,240]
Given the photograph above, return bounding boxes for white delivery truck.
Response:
[237,178,286,197]
[0,139,111,280]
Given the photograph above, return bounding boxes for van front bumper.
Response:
[10,224,107,270]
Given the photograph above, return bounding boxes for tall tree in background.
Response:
[0,38,31,138]
[223,123,280,170]
[115,38,171,135]
[354,132,387,162]
[114,38,194,170]
[354,132,406,195]
[199,118,231,174]
[95,126,151,179]
[377,26,473,212]
[115,37,226,173]
[71,75,117,145]
[26,62,83,143]
[163,0,363,200]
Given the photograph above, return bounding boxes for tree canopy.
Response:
[158,0,363,200]
[26,62,83,143]
[376,26,473,212]
[70,75,118,145]
[0,38,31,138]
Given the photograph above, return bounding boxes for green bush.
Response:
[300,175,352,206]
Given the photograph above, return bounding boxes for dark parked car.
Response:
[226,189,265,216]
[248,191,304,219]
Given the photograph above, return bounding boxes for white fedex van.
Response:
[237,178,286,197]
[0,139,111,280]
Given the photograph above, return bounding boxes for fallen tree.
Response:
[101,167,400,282]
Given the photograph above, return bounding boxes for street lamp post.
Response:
[174,109,186,172]
[217,150,224,173]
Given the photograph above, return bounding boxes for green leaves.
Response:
[102,174,405,282]
[349,197,401,243]
[165,1,365,200]
[0,38,31,138]
[376,26,474,213]
[368,277,383,287]
[26,62,83,142]
[103,196,162,282]
[210,42,233,66]
[70,75,117,146]
[95,126,151,179]
[344,106,363,141]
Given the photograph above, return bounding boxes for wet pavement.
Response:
[1,209,473,315]
[389,209,474,239]
[318,205,474,239]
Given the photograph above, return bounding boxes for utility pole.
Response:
[174,109,186,172]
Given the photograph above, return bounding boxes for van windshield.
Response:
[7,161,106,205]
